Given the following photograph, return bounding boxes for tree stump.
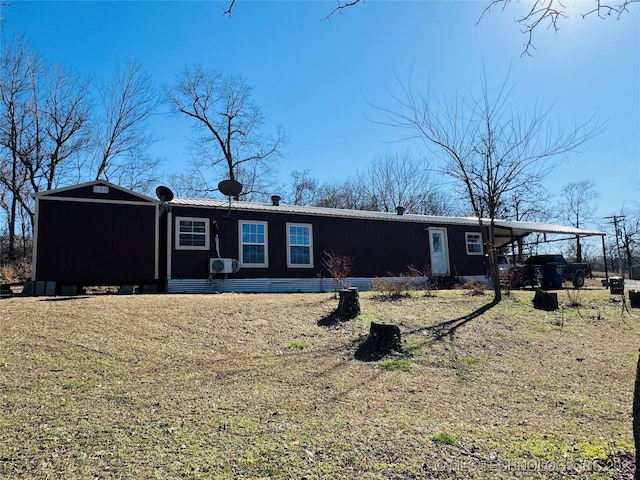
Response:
[335,287,360,320]
[630,290,640,309]
[533,289,558,311]
[367,322,402,354]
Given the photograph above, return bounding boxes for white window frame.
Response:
[176,217,210,251]
[239,220,268,267]
[465,232,483,255]
[286,223,313,268]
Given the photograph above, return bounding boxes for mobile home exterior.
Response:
[164,197,488,293]
[32,181,604,294]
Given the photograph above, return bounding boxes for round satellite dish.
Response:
[155,185,174,202]
[218,179,243,197]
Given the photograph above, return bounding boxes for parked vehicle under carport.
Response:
[515,254,591,290]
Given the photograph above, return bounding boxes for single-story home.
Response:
[31,181,606,294]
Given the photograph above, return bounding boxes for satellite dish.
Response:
[155,185,174,203]
[218,179,243,198]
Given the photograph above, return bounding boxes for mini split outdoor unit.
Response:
[209,258,240,274]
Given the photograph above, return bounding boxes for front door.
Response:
[429,227,450,275]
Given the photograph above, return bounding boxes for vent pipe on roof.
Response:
[396,206,405,216]
[271,195,281,206]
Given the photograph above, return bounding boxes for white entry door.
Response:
[429,227,450,275]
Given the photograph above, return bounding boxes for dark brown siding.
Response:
[169,206,488,280]
[35,199,156,284]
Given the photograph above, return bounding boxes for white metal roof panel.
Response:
[169,197,605,237]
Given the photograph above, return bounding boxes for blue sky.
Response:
[2,0,639,228]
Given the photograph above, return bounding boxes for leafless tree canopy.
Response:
[92,59,161,191]
[356,151,454,215]
[558,180,599,262]
[375,70,603,300]
[165,66,286,199]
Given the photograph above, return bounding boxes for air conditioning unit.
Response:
[209,258,239,274]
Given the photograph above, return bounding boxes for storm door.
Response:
[429,227,450,275]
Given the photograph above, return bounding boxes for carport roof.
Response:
[491,219,605,249]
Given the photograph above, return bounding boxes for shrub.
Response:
[321,251,353,294]
[461,280,487,296]
[371,276,414,300]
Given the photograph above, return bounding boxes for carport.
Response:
[490,219,609,282]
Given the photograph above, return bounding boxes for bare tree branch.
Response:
[165,65,286,199]
[480,0,639,55]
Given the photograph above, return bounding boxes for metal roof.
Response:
[169,196,606,246]
[170,197,482,225]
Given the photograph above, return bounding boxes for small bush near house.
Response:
[371,276,415,300]
[321,251,353,295]
[461,280,487,296]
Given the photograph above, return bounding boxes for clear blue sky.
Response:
[2,0,639,229]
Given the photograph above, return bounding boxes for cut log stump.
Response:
[355,321,403,361]
[630,290,640,309]
[335,287,361,320]
[368,322,402,353]
[533,289,558,311]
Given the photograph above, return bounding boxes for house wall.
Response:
[35,199,157,285]
[168,206,488,281]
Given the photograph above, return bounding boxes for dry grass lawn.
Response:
[0,287,638,479]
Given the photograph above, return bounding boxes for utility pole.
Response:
[605,216,625,277]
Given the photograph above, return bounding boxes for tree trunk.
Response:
[576,235,582,263]
[485,221,502,302]
[335,287,360,320]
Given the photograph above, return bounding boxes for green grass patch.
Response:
[377,359,411,372]
[286,341,309,350]
[431,432,458,446]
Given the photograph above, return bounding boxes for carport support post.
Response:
[602,235,609,287]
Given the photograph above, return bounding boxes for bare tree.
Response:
[356,151,453,215]
[36,62,91,193]
[559,180,599,262]
[498,182,552,261]
[92,59,160,189]
[166,171,209,198]
[0,38,33,261]
[0,38,91,250]
[288,169,319,206]
[377,71,602,301]
[314,178,376,210]
[606,208,640,277]
[165,65,286,199]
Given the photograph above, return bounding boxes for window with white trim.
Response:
[239,221,268,267]
[176,217,209,250]
[287,223,313,268]
[465,232,483,255]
